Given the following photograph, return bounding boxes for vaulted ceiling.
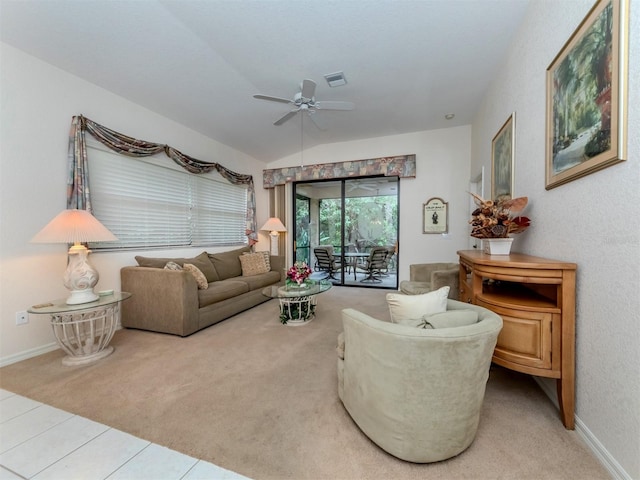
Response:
[0,0,530,162]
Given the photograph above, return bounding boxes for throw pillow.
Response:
[386,286,449,325]
[239,252,270,276]
[183,263,209,289]
[420,309,478,329]
[244,250,270,271]
[207,245,252,280]
[164,261,183,271]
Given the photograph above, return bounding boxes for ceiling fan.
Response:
[253,79,354,129]
[347,180,378,192]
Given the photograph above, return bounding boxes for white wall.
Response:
[266,126,473,282]
[471,1,639,478]
[0,43,271,364]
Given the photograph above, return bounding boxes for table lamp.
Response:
[31,209,118,304]
[260,217,287,256]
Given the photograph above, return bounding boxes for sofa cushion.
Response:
[240,252,270,276]
[198,279,250,307]
[135,252,219,282]
[207,246,252,280]
[184,263,208,290]
[164,261,182,271]
[386,287,449,325]
[238,271,281,291]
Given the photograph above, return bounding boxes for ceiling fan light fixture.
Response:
[324,71,347,87]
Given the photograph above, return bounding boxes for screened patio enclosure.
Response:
[293,176,399,289]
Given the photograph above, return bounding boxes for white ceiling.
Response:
[0,0,529,163]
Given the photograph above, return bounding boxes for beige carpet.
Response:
[1,286,608,480]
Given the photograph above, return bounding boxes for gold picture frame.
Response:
[423,197,448,234]
[491,113,515,200]
[545,0,629,189]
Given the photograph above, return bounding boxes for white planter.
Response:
[483,238,514,255]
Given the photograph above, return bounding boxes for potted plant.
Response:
[469,193,531,254]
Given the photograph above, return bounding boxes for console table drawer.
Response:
[479,300,554,371]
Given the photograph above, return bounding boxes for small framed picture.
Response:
[423,197,448,234]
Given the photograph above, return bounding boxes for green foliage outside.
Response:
[552,2,612,158]
[318,196,398,250]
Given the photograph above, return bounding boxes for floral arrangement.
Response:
[286,261,312,286]
[469,193,531,239]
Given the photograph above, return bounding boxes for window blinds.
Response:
[87,145,247,250]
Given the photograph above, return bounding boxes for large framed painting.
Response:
[491,113,515,200]
[545,0,629,190]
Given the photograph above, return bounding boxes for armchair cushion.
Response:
[386,287,449,325]
[422,309,478,329]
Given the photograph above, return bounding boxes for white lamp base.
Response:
[64,244,100,304]
[269,232,280,256]
[66,289,100,305]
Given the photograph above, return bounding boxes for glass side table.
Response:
[262,280,332,325]
[28,292,131,366]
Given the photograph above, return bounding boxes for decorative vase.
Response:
[483,238,514,255]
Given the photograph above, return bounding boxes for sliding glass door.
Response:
[293,176,399,289]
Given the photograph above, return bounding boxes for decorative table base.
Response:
[28,292,131,366]
[51,305,119,365]
[278,295,317,325]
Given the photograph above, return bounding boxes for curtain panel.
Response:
[262,154,416,188]
[66,115,258,244]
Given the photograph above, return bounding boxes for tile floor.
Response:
[0,389,249,480]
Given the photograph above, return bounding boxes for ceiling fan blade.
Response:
[253,94,292,104]
[314,100,355,111]
[301,79,316,100]
[306,110,327,131]
[274,109,299,126]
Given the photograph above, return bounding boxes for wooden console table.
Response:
[457,250,577,429]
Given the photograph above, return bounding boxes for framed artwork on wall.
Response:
[423,197,448,234]
[545,0,629,190]
[491,113,515,200]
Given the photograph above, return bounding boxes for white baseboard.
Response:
[0,342,60,368]
[1,323,123,368]
[533,377,631,480]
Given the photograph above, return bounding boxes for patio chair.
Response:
[314,246,342,280]
[356,246,389,283]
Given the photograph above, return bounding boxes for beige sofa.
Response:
[337,300,502,463]
[120,246,283,336]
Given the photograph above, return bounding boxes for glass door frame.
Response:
[292,175,399,289]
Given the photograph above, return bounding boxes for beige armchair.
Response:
[400,262,459,299]
[337,300,502,463]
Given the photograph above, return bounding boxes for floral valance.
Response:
[67,115,258,244]
[262,154,416,188]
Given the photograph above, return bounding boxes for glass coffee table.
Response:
[262,280,332,325]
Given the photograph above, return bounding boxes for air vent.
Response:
[324,71,347,87]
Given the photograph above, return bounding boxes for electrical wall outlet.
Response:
[16,311,28,325]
